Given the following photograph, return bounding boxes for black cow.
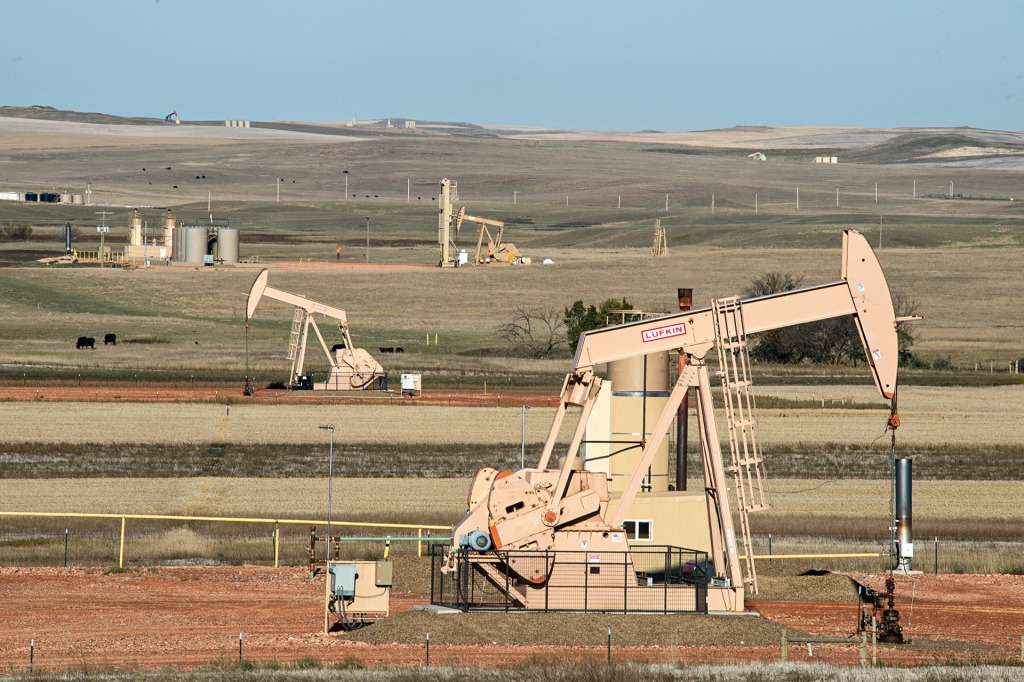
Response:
[395,347,405,353]
[103,333,117,346]
[76,336,95,350]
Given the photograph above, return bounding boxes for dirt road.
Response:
[1,567,1020,670]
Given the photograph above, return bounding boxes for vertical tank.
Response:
[71,194,84,205]
[603,351,672,494]
[163,210,175,251]
[183,227,209,263]
[217,227,240,264]
[129,209,143,246]
[172,226,183,261]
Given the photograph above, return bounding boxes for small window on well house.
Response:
[623,520,652,541]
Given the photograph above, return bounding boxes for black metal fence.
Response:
[431,543,708,614]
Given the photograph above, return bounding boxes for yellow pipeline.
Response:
[739,553,880,561]
[1,511,449,569]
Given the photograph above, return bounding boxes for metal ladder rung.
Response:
[726,457,764,470]
[727,418,757,429]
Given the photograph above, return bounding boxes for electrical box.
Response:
[324,560,392,633]
[328,563,359,598]
[375,560,393,587]
[400,373,421,396]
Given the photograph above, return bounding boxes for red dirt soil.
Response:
[1,567,1021,670]
[0,386,560,407]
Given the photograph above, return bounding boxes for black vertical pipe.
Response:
[895,457,912,571]
[675,390,688,491]
[675,288,692,493]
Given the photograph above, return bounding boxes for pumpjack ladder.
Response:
[712,296,770,594]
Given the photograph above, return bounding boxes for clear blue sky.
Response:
[3,0,1021,131]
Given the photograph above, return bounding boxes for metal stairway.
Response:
[287,308,304,360]
[712,296,770,594]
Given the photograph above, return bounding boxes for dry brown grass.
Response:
[765,479,1024,524]
[0,477,467,520]
[0,403,574,445]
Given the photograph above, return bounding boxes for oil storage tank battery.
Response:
[183,227,209,263]
[172,226,184,261]
[218,227,240,263]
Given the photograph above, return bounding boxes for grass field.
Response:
[0,118,1022,389]
[0,244,1022,367]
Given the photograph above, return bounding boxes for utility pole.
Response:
[276,177,280,203]
[319,425,335,559]
[365,216,370,263]
[343,170,348,200]
[95,211,112,267]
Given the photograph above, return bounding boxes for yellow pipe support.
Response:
[274,526,280,568]
[417,527,422,558]
[119,516,126,569]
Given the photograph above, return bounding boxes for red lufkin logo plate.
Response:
[642,322,687,343]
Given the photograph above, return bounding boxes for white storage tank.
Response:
[163,210,175,252]
[183,227,209,263]
[218,227,240,264]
